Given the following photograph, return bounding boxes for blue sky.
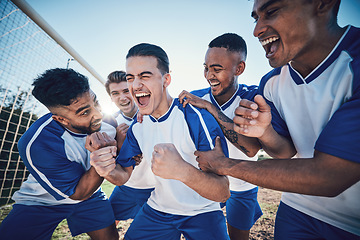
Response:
[25,0,360,113]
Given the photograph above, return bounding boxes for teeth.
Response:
[93,120,102,126]
[210,82,220,86]
[135,92,150,97]
[261,37,279,46]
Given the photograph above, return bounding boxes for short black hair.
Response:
[126,43,169,75]
[105,71,126,95]
[209,33,247,60]
[32,68,90,108]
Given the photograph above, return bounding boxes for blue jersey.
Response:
[116,98,229,216]
[259,26,360,236]
[191,84,259,192]
[12,113,116,205]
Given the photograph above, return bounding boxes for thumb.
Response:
[254,95,271,112]
[213,136,222,150]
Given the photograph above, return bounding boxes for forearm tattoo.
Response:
[217,109,250,155]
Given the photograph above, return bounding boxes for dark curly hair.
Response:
[32,68,90,108]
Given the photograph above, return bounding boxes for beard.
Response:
[70,121,101,134]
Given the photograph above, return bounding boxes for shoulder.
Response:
[174,98,215,124]
[237,84,259,101]
[258,67,283,94]
[102,114,118,128]
[18,113,65,149]
[190,87,211,97]
[341,26,360,94]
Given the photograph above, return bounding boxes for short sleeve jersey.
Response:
[116,98,229,216]
[258,26,360,236]
[12,113,116,206]
[114,110,155,189]
[191,84,259,191]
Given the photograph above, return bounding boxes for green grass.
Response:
[101,180,116,197]
[51,181,116,239]
[0,181,117,239]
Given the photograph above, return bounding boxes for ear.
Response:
[235,61,246,76]
[315,0,338,15]
[52,114,70,127]
[163,73,171,88]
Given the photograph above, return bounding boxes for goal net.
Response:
[0,0,106,209]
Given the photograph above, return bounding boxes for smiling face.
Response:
[204,47,244,105]
[125,56,172,118]
[251,0,318,68]
[51,91,103,134]
[109,81,138,118]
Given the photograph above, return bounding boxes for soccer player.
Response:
[104,70,155,224]
[195,0,360,239]
[0,68,119,239]
[179,33,262,240]
[90,43,231,240]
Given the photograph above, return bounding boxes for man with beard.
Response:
[179,33,262,240]
[194,0,360,239]
[0,68,119,240]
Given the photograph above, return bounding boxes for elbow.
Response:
[219,179,231,203]
[221,189,231,203]
[317,186,348,198]
[247,149,259,158]
[69,193,92,201]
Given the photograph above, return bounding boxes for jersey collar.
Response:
[288,25,351,85]
[149,98,176,123]
[209,84,239,111]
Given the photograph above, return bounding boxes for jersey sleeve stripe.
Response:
[25,117,71,200]
[188,104,214,149]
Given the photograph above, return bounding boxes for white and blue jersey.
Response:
[259,25,360,236]
[116,98,229,216]
[114,110,135,127]
[113,110,155,189]
[12,113,116,206]
[191,84,259,191]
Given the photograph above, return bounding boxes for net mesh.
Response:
[0,0,105,208]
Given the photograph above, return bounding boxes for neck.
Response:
[122,108,138,119]
[291,24,346,78]
[214,81,238,106]
[151,92,173,119]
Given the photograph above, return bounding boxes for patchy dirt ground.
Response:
[249,187,282,240]
[0,187,282,239]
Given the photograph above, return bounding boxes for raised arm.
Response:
[151,143,230,203]
[179,90,260,157]
[195,137,360,197]
[233,95,296,158]
[71,132,117,200]
[90,146,133,186]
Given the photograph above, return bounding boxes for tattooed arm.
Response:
[179,90,260,157]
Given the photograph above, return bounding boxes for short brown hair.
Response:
[105,70,126,95]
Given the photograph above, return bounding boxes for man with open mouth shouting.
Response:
[90,43,232,240]
[194,0,360,239]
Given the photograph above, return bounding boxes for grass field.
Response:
[0,182,282,239]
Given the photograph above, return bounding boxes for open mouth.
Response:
[260,36,280,58]
[135,92,151,107]
[209,81,220,88]
[92,120,102,128]
[120,101,130,107]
